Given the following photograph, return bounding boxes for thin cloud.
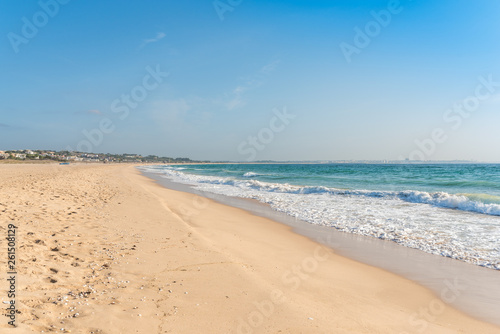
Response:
[488,94,500,104]
[150,97,213,131]
[226,86,248,110]
[226,60,280,110]
[151,99,190,124]
[260,59,280,74]
[73,110,102,116]
[140,32,166,49]
[0,123,10,128]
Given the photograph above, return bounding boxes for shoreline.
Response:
[1,163,499,333]
[143,169,500,327]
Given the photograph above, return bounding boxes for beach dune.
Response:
[0,164,498,333]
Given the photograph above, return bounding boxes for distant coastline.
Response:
[1,149,498,165]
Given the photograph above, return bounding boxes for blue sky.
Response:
[1,0,499,161]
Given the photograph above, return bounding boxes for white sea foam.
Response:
[139,166,500,270]
[243,172,260,177]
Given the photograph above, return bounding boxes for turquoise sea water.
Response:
[140,163,500,269]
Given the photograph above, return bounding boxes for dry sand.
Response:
[0,163,498,333]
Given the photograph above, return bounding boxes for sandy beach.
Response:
[1,163,499,333]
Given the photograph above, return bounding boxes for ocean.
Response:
[139,163,500,270]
